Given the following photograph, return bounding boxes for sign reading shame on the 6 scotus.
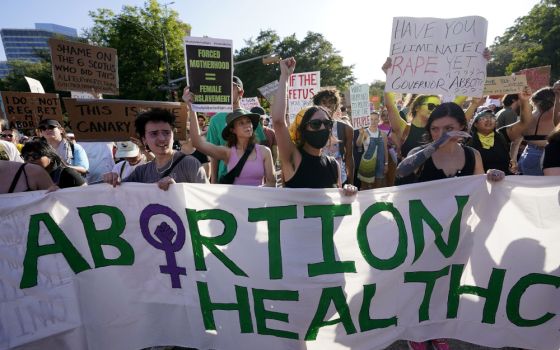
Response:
[184,36,233,113]
[385,16,488,97]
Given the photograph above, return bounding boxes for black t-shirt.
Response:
[543,138,560,170]
[51,167,85,188]
[190,149,209,165]
[467,127,511,173]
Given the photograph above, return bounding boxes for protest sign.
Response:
[184,36,233,113]
[483,75,527,95]
[386,16,488,97]
[71,91,103,99]
[288,71,320,121]
[0,176,559,350]
[0,91,63,130]
[240,97,261,111]
[49,38,119,95]
[24,76,45,93]
[349,84,370,129]
[63,98,187,141]
[257,80,279,102]
[515,66,551,92]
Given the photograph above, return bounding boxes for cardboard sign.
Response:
[483,75,527,95]
[71,91,103,100]
[386,16,488,96]
[288,71,320,122]
[24,76,45,93]
[257,80,279,102]
[349,84,370,129]
[239,97,261,111]
[49,38,119,95]
[515,65,551,92]
[0,91,63,130]
[184,36,233,113]
[63,98,187,141]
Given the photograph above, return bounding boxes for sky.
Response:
[0,0,539,84]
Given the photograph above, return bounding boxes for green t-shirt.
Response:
[206,112,267,180]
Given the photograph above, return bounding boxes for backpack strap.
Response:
[220,143,255,184]
[161,153,187,178]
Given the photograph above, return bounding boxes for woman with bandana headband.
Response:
[270,57,357,195]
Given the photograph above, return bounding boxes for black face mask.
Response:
[302,129,330,149]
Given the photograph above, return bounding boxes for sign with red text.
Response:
[288,71,320,121]
[63,98,187,141]
[0,91,63,130]
[515,66,551,92]
[1,177,559,350]
[386,16,488,97]
[49,38,119,95]
[349,84,370,129]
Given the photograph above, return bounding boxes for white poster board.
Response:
[258,80,279,102]
[288,71,320,122]
[349,84,370,129]
[386,16,488,97]
[24,76,45,93]
[240,97,261,111]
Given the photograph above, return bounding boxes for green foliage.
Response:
[233,30,355,97]
[0,59,57,93]
[488,0,560,82]
[369,80,385,103]
[84,0,191,101]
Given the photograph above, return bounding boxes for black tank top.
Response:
[468,128,511,174]
[416,146,476,183]
[401,124,426,158]
[284,149,338,188]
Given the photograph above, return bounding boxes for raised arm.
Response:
[465,96,485,124]
[271,58,298,173]
[382,57,408,140]
[183,88,229,162]
[505,86,533,141]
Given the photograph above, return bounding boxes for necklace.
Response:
[156,152,175,174]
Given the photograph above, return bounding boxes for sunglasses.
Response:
[306,119,334,130]
[39,125,57,131]
[23,152,43,161]
[422,103,440,111]
[0,134,13,139]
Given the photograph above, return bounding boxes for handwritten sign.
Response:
[349,84,370,129]
[70,91,102,99]
[184,36,233,113]
[288,71,320,122]
[257,80,279,102]
[239,97,261,111]
[49,38,119,95]
[63,98,187,141]
[386,16,488,97]
[0,91,63,130]
[483,75,527,95]
[515,65,551,91]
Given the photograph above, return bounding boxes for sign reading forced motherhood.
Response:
[49,38,119,95]
[0,91,63,130]
[184,36,233,113]
[63,98,187,141]
[386,16,488,97]
[1,176,559,350]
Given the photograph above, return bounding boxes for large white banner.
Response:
[1,177,559,350]
[288,71,320,122]
[386,16,488,97]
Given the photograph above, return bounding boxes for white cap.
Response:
[115,141,139,158]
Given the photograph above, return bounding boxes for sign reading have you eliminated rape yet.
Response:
[49,38,119,95]
[1,177,559,350]
[386,16,488,97]
[184,36,233,113]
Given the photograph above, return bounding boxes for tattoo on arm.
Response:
[396,145,437,178]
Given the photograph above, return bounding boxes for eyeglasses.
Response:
[0,134,13,139]
[478,114,496,121]
[39,125,57,131]
[422,103,440,111]
[306,119,334,130]
[23,152,43,161]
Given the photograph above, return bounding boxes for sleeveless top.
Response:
[227,145,264,186]
[284,148,338,188]
[400,124,426,158]
[416,146,476,183]
[524,112,548,141]
[468,127,511,173]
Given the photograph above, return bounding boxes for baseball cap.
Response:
[232,76,243,89]
[38,119,61,128]
[115,141,140,158]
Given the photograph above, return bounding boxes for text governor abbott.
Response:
[186,45,232,104]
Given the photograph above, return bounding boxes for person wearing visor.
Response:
[467,86,533,174]
[270,57,357,195]
[184,88,275,187]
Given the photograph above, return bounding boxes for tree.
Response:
[233,30,355,97]
[488,0,560,82]
[84,0,191,101]
[0,59,55,93]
